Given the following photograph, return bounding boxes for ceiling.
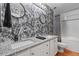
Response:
[46,3,79,15]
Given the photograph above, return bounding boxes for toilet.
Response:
[57,42,67,52]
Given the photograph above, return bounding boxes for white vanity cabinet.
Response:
[10,37,58,56]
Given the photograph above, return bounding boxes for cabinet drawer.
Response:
[30,41,50,56]
[41,50,50,56]
[30,45,41,56]
[15,49,30,56]
[40,41,50,56]
[43,41,49,47]
[41,41,49,50]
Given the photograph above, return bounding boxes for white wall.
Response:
[60,9,79,39]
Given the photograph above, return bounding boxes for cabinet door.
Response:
[15,49,30,56]
[49,39,55,56]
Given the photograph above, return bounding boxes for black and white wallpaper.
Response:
[0,4,1,32]
[0,3,54,42]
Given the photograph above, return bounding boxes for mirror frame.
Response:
[10,3,25,18]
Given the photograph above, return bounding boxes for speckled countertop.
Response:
[0,35,58,56]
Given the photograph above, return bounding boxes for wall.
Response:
[0,3,54,41]
[60,9,79,39]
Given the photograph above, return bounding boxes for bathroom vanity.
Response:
[0,35,58,56]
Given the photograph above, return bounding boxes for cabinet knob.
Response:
[46,44,48,46]
[46,52,48,54]
[31,53,35,55]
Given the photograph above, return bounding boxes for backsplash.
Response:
[0,3,54,41]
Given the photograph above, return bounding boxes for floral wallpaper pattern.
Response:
[0,4,1,32]
[0,3,54,41]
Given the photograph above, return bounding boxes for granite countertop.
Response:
[0,35,58,56]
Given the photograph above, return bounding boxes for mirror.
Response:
[10,3,25,18]
[39,14,46,24]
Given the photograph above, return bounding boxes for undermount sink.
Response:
[11,40,34,49]
[36,36,46,40]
